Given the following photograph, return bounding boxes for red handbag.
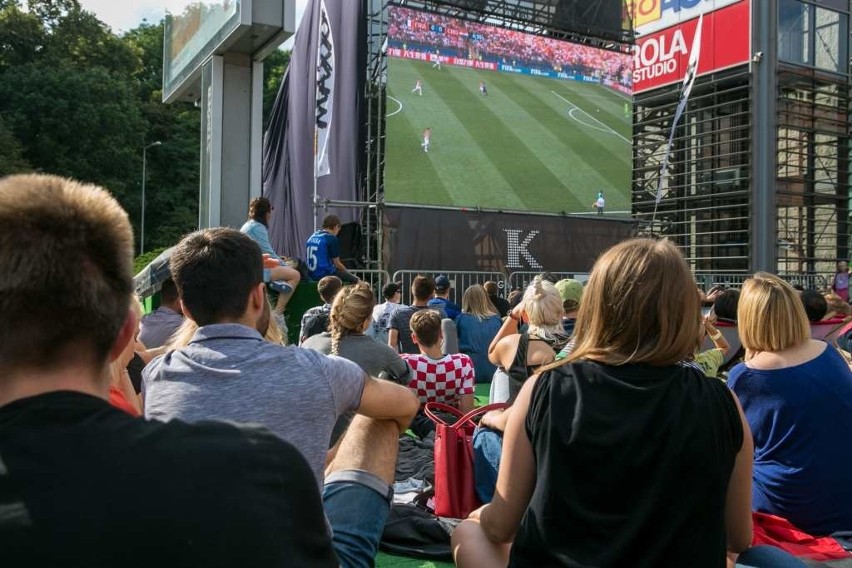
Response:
[424,402,508,519]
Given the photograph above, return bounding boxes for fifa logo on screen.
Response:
[504,229,542,270]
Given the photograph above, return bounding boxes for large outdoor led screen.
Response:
[385,7,633,214]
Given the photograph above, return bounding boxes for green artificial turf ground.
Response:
[385,58,632,215]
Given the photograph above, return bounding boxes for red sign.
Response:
[387,48,497,71]
[632,0,750,93]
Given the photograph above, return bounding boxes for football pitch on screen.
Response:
[384,58,633,215]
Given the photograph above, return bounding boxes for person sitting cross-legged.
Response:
[143,227,420,568]
[0,174,338,566]
[300,275,343,344]
[402,309,475,413]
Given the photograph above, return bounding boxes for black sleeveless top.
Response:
[509,360,743,568]
[505,332,567,403]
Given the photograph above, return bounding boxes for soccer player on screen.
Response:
[479,81,488,96]
[432,50,442,70]
[594,192,605,216]
[422,128,431,153]
[412,79,423,96]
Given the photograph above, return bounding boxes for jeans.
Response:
[323,470,392,568]
[472,427,503,504]
[735,546,807,568]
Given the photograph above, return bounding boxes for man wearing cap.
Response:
[554,278,584,336]
[428,275,461,320]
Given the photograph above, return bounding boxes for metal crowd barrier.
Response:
[696,273,829,291]
[507,271,591,292]
[390,270,506,305]
[350,269,391,296]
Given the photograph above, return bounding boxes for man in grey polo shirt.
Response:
[143,228,419,568]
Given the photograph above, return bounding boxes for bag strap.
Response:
[424,402,509,429]
[424,402,463,426]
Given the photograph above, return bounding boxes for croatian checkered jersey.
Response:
[401,353,475,407]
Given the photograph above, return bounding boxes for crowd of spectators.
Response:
[388,7,631,87]
[2,173,851,567]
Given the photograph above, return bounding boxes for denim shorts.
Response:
[323,470,393,568]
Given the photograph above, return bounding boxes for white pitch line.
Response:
[551,90,631,144]
[387,95,403,117]
[568,108,612,134]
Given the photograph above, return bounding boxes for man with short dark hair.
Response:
[801,289,829,322]
[0,175,337,566]
[305,214,359,284]
[370,281,404,343]
[138,278,184,348]
[300,275,343,344]
[402,310,475,412]
[428,274,461,320]
[484,280,510,318]
[144,227,419,566]
[389,275,446,354]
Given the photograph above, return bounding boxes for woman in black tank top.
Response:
[453,239,756,568]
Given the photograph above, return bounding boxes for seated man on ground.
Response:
[801,289,828,323]
[389,274,446,354]
[694,312,731,379]
[138,278,184,349]
[299,275,343,344]
[428,275,461,320]
[240,196,301,332]
[305,214,359,284]
[554,278,583,337]
[143,227,419,567]
[484,280,511,318]
[0,174,338,566]
[402,310,475,413]
[369,281,404,343]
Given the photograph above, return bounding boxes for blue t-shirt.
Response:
[456,313,502,383]
[728,345,852,535]
[428,297,461,320]
[305,230,339,281]
[240,219,280,261]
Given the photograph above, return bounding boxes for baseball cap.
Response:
[555,279,583,306]
[434,275,450,291]
[382,282,401,299]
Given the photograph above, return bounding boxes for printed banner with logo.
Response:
[382,207,636,274]
[263,0,366,257]
[631,0,750,93]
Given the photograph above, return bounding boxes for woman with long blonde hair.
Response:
[455,238,756,567]
[728,273,852,536]
[302,282,411,443]
[456,284,502,383]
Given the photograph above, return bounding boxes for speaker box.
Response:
[336,221,363,267]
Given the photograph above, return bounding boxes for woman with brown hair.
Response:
[454,238,757,567]
[729,273,852,536]
[456,284,502,383]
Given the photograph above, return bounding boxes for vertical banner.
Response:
[314,0,335,178]
[656,14,702,205]
[263,0,366,257]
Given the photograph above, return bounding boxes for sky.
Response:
[77,0,308,34]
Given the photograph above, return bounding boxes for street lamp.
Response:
[141,141,162,255]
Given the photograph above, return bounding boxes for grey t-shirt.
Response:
[302,332,411,384]
[143,323,365,487]
[389,305,446,354]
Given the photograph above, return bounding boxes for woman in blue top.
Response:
[239,197,301,334]
[729,273,852,535]
[456,285,502,383]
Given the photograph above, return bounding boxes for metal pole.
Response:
[751,0,778,272]
[141,141,161,255]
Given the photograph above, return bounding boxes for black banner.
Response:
[383,207,636,274]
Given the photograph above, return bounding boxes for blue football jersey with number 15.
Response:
[305,230,338,281]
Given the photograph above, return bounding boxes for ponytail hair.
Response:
[522,277,564,342]
[329,282,375,355]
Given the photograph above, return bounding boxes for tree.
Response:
[0,113,29,176]
[263,48,290,128]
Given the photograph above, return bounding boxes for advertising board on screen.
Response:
[384,7,634,216]
[629,0,751,93]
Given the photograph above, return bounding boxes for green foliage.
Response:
[0,2,290,253]
[133,246,169,276]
